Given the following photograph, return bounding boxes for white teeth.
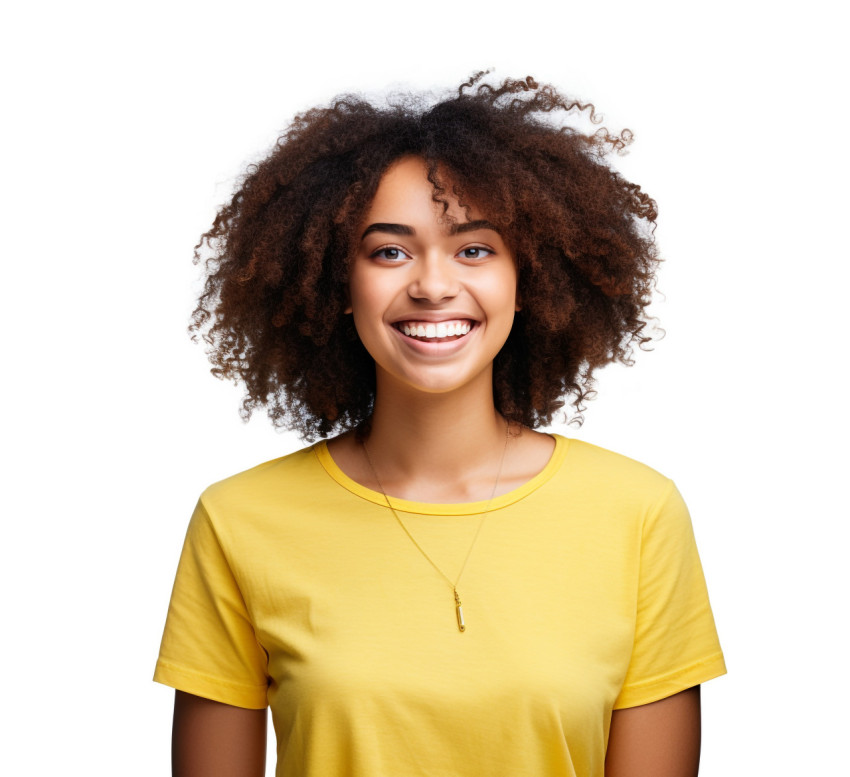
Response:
[398,320,473,339]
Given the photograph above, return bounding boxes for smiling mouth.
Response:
[393,319,474,342]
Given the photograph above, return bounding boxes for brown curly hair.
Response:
[191,72,660,440]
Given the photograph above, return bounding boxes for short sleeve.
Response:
[154,498,269,709]
[613,481,726,709]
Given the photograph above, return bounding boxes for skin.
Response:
[172,691,266,777]
[333,155,555,501]
[348,156,520,404]
[172,156,702,775]
[606,687,702,777]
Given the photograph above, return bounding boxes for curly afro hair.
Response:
[191,72,660,440]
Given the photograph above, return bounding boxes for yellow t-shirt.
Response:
[155,435,725,776]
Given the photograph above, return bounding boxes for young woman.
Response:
[155,73,725,777]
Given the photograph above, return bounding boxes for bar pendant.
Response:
[454,590,466,632]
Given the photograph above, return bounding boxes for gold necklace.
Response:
[362,420,510,633]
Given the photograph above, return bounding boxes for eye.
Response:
[458,246,493,260]
[371,246,409,262]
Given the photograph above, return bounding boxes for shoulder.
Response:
[190,443,345,554]
[559,437,672,493]
[545,436,683,531]
[199,443,326,518]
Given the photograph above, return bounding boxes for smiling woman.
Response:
[155,72,725,777]
[347,156,519,399]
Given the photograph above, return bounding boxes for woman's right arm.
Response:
[172,690,267,777]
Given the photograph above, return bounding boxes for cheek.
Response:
[348,279,392,350]
[346,266,375,319]
[348,283,378,322]
[486,271,520,319]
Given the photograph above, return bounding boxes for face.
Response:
[348,156,519,398]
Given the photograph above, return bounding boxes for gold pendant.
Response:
[454,589,466,632]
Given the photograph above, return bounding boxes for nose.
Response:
[408,255,459,303]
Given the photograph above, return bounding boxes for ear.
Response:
[514,290,522,312]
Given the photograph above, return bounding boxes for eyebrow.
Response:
[361,223,415,239]
[360,219,499,240]
[450,219,499,235]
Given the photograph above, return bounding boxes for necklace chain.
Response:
[362,419,510,633]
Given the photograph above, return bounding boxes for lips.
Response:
[393,319,474,342]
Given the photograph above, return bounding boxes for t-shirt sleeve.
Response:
[613,480,726,709]
[154,498,270,709]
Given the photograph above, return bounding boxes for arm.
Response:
[605,686,701,777]
[172,690,267,777]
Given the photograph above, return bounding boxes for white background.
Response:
[3,0,847,773]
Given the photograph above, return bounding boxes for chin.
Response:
[380,364,495,398]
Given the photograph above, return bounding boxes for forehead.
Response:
[363,156,482,225]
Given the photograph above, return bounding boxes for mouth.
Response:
[392,319,476,343]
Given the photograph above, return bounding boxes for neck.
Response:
[365,369,507,496]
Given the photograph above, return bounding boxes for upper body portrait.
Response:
[155,72,725,777]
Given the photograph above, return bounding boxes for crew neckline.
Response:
[314,434,569,516]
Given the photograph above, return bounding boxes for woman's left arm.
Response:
[605,686,701,777]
